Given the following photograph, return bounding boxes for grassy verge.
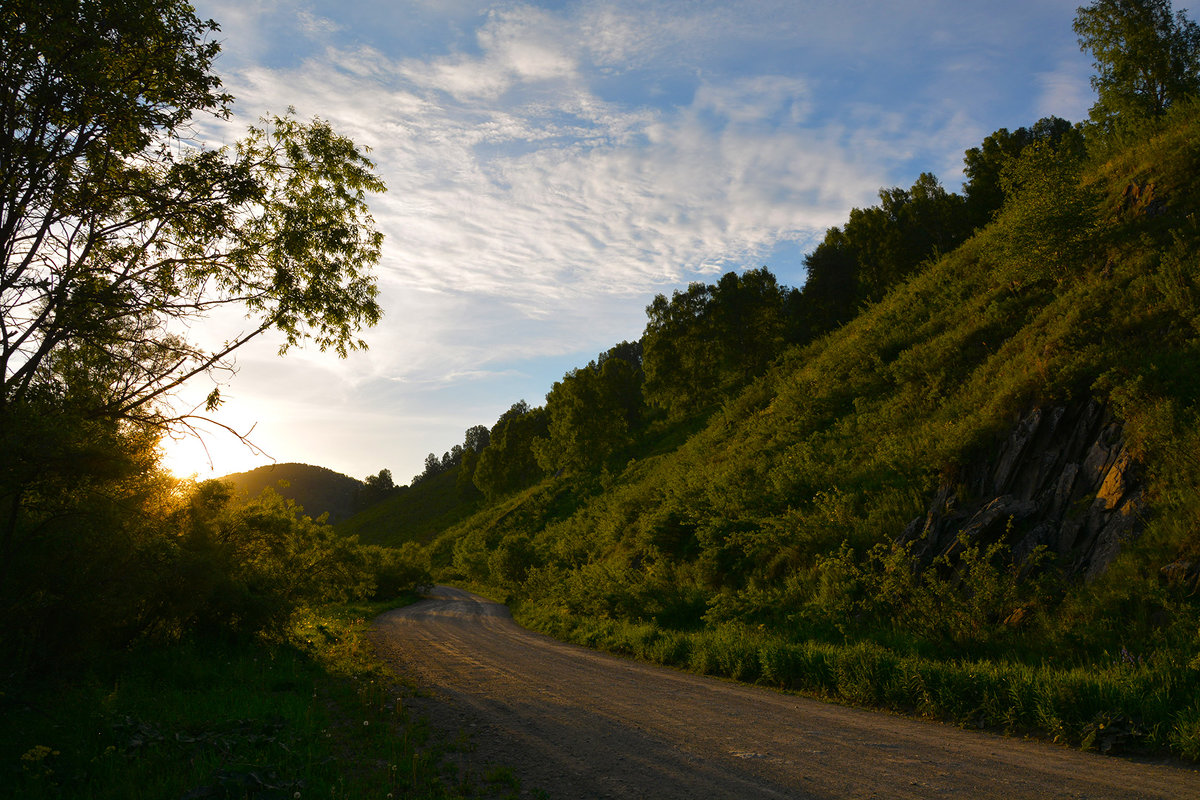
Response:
[0,597,518,800]
[514,601,1200,761]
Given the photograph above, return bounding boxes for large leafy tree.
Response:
[534,343,645,474]
[0,0,384,433]
[962,117,1076,227]
[473,401,549,500]
[0,1,385,594]
[1075,0,1200,128]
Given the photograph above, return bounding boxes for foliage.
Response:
[359,467,397,507]
[992,132,1096,283]
[414,424,493,487]
[0,601,505,800]
[0,0,399,685]
[534,342,645,474]
[962,116,1076,225]
[1,0,385,432]
[1075,0,1200,129]
[382,97,1200,760]
[473,401,549,500]
[798,172,974,332]
[155,483,377,637]
[642,268,794,417]
[361,541,433,599]
[813,536,1055,655]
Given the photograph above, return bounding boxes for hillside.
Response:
[352,101,1200,758]
[336,467,482,546]
[222,462,365,523]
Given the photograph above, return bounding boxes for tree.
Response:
[533,346,645,474]
[797,173,973,339]
[642,269,791,417]
[366,468,395,492]
[457,424,491,493]
[0,0,384,437]
[992,136,1098,283]
[798,227,858,334]
[845,173,970,300]
[463,424,491,453]
[473,401,548,500]
[1075,0,1200,129]
[0,1,384,603]
[357,468,396,508]
[962,117,1075,226]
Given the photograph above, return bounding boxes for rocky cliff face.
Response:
[898,400,1145,580]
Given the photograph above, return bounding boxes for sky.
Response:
[162,0,1097,485]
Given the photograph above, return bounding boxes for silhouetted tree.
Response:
[464,425,491,453]
[357,468,396,508]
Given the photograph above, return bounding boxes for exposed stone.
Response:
[899,400,1145,581]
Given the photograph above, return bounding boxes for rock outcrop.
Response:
[898,400,1144,580]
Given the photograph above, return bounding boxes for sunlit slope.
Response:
[336,467,482,547]
[437,103,1200,659]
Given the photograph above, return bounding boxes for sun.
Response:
[159,426,275,479]
[157,399,277,479]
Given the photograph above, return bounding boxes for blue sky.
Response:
[163,0,1096,484]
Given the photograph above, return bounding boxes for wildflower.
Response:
[21,745,56,764]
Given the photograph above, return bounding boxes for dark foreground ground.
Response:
[371,586,1200,799]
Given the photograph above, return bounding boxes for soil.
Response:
[370,586,1200,799]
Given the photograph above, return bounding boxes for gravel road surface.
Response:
[371,586,1200,799]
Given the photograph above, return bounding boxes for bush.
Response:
[362,542,433,599]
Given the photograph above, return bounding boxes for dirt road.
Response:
[371,586,1199,799]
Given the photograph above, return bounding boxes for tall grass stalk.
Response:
[516,602,1200,760]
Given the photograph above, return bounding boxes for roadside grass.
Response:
[515,602,1200,761]
[0,597,501,800]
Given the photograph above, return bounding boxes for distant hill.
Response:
[221,463,364,523]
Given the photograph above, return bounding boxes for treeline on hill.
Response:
[387,118,1072,513]
[352,0,1200,760]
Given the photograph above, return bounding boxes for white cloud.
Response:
[1036,59,1095,122]
[177,0,1095,480]
[194,8,968,400]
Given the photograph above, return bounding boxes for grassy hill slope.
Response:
[335,467,482,546]
[409,103,1200,758]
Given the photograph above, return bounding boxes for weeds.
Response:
[515,600,1200,759]
[0,597,491,800]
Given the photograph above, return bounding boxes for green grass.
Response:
[358,105,1200,766]
[338,468,482,548]
[0,598,512,800]
[514,600,1200,760]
